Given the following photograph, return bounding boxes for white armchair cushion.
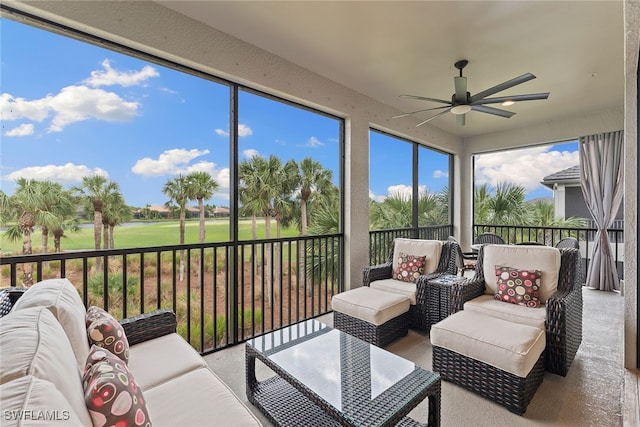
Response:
[0,376,85,427]
[0,307,92,426]
[482,245,561,303]
[392,239,443,275]
[11,278,89,368]
[464,295,546,329]
[370,279,417,305]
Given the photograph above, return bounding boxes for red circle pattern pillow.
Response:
[494,266,542,308]
[393,252,427,283]
[83,345,151,427]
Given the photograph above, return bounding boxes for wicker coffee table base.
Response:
[250,375,429,427]
[334,311,409,347]
[432,346,545,415]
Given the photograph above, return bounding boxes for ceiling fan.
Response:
[394,59,550,126]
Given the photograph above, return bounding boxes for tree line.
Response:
[1,158,583,285]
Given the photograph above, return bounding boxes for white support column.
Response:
[343,114,370,291]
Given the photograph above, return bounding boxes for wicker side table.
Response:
[426,274,467,328]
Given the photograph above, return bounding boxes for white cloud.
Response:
[433,169,448,179]
[84,59,159,87]
[306,136,324,147]
[131,148,211,176]
[0,93,50,122]
[1,85,140,133]
[214,124,253,137]
[369,190,385,203]
[47,85,140,132]
[4,123,34,137]
[5,163,108,184]
[238,124,253,137]
[474,145,579,191]
[242,149,260,158]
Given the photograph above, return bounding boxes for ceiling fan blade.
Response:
[457,114,466,126]
[392,106,451,119]
[454,76,467,103]
[399,94,453,105]
[470,73,536,102]
[471,105,516,118]
[470,93,550,105]
[415,108,452,127]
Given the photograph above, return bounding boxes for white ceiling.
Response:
[157,1,624,138]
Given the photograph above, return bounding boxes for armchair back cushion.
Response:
[0,307,92,426]
[11,278,89,368]
[392,239,443,276]
[482,245,561,303]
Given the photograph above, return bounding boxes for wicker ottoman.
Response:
[332,287,410,347]
[431,311,545,415]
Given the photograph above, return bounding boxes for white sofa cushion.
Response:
[431,310,546,378]
[127,333,207,390]
[482,245,561,303]
[11,278,89,368]
[464,294,546,329]
[0,376,85,427]
[332,287,410,325]
[144,367,262,427]
[370,278,417,305]
[0,307,92,426]
[392,239,443,275]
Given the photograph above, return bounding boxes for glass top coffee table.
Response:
[246,319,440,426]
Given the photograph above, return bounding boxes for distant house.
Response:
[212,207,230,217]
[541,165,623,227]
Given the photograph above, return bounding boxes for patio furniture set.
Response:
[0,236,582,426]
[330,237,583,417]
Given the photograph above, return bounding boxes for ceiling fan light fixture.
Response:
[450,104,472,115]
[501,100,515,106]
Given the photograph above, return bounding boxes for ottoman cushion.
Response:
[431,311,545,378]
[332,287,410,325]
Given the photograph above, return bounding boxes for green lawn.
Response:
[1,219,301,254]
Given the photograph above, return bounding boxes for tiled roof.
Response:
[541,165,580,187]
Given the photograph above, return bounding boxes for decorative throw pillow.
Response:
[86,306,130,364]
[494,266,542,308]
[83,345,151,427]
[393,252,427,283]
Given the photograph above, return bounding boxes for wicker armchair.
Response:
[362,238,458,331]
[556,237,579,249]
[449,244,583,376]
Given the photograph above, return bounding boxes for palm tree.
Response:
[0,190,12,227]
[528,199,586,242]
[473,183,493,224]
[306,198,340,284]
[163,175,189,281]
[75,176,119,270]
[185,171,218,243]
[102,192,131,249]
[295,157,334,236]
[36,181,78,255]
[370,191,413,229]
[5,179,54,285]
[239,157,263,240]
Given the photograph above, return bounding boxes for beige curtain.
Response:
[579,131,624,291]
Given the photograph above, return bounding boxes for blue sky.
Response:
[1,18,577,209]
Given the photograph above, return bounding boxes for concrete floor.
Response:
[205,288,627,426]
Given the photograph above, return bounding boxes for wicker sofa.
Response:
[362,238,458,331]
[0,278,263,427]
[448,244,583,376]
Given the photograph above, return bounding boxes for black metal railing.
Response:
[368,225,454,265]
[473,224,624,279]
[0,234,343,355]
